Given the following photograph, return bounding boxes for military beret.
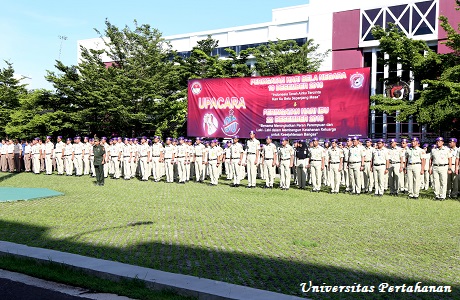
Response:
[436,137,443,142]
[411,137,419,142]
[352,136,359,141]
[46,136,52,139]
[281,137,289,142]
[377,138,384,143]
[249,130,256,135]
[233,136,239,139]
[312,137,319,141]
[331,139,338,143]
[57,136,62,139]
[449,138,457,143]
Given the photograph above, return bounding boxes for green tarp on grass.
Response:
[0,187,63,202]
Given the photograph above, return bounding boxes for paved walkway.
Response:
[0,241,306,300]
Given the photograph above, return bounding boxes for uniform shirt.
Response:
[224,146,231,159]
[388,146,404,164]
[176,143,188,158]
[122,144,132,157]
[400,146,409,163]
[363,146,373,162]
[0,144,6,155]
[422,152,430,170]
[187,144,195,159]
[109,144,118,157]
[163,144,176,159]
[55,141,65,154]
[309,145,325,161]
[45,142,54,155]
[216,145,223,158]
[450,147,458,161]
[279,144,294,160]
[246,138,260,154]
[73,143,83,155]
[207,146,219,161]
[230,142,244,160]
[372,148,389,165]
[14,143,22,154]
[342,147,350,163]
[405,146,425,165]
[93,145,106,165]
[194,143,206,157]
[263,143,278,159]
[151,142,163,157]
[83,142,91,156]
[328,147,344,163]
[7,144,14,154]
[295,144,308,160]
[64,144,74,156]
[139,143,150,157]
[24,145,32,154]
[348,145,365,163]
[431,146,451,165]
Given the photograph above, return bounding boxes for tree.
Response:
[0,61,26,137]
[248,39,329,76]
[370,11,460,132]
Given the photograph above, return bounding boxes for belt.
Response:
[247,152,256,155]
[140,155,147,157]
[330,162,340,164]
[264,158,273,160]
[7,153,13,154]
[408,162,421,165]
[65,155,71,157]
[310,159,321,161]
[46,153,52,155]
[195,155,202,157]
[123,156,130,158]
[74,154,82,155]
[390,161,400,164]
[55,152,62,154]
[176,156,184,158]
[164,158,172,160]
[365,160,371,162]
[281,158,290,161]
[152,155,160,157]
[208,159,217,161]
[90,155,94,157]
[374,163,385,166]
[349,161,361,164]
[111,156,118,158]
[433,164,447,166]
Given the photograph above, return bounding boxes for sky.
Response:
[0,0,309,90]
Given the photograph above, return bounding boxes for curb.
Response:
[0,241,306,300]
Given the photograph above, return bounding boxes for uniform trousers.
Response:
[130,158,137,178]
[224,160,233,179]
[164,159,174,182]
[232,159,243,185]
[151,157,161,181]
[24,153,32,171]
[295,159,307,189]
[83,154,90,175]
[432,165,448,199]
[322,163,329,186]
[185,160,191,181]
[89,156,95,177]
[407,164,422,197]
[40,156,45,172]
[342,161,350,190]
[349,163,362,194]
[329,163,341,193]
[123,158,131,179]
[14,153,21,172]
[363,161,374,192]
[1,155,7,172]
[74,155,83,176]
[195,157,205,181]
[139,157,149,180]
[447,172,458,198]
[264,159,276,187]
[111,157,120,178]
[400,168,408,192]
[310,161,322,191]
[33,154,41,174]
[388,163,401,194]
[103,161,109,178]
[64,156,73,175]
[56,154,64,175]
[373,164,386,195]
[177,157,186,182]
[45,154,53,174]
[7,154,14,172]
[421,170,430,190]
[279,159,291,189]
[246,154,257,187]
[208,160,218,185]
[94,164,104,185]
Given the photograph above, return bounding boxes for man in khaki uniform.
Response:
[430,137,453,200]
[63,138,74,176]
[223,141,233,180]
[278,137,294,190]
[6,139,14,172]
[363,139,374,193]
[54,136,65,175]
[387,139,404,196]
[341,139,352,192]
[371,139,389,196]
[44,136,54,175]
[150,136,163,182]
[230,136,244,187]
[176,137,188,184]
[139,137,151,181]
[295,140,309,190]
[23,140,32,172]
[308,137,325,192]
[405,137,425,199]
[83,137,91,176]
[262,136,277,189]
[122,138,132,180]
[245,131,260,188]
[163,137,176,183]
[205,139,221,186]
[194,137,206,182]
[348,136,365,195]
[447,138,458,198]
[328,139,343,194]
[399,138,409,193]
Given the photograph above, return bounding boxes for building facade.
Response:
[77,0,460,140]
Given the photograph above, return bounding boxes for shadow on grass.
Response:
[0,172,19,183]
[0,220,457,300]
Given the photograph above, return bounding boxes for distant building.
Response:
[78,0,460,140]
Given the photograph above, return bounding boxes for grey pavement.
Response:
[0,269,133,300]
[0,241,306,300]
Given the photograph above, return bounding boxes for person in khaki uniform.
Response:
[92,138,106,186]
[399,138,409,193]
[230,136,244,187]
[308,137,325,192]
[193,137,206,182]
[23,140,32,172]
[44,136,54,175]
[54,136,65,175]
[163,137,176,183]
[363,139,374,193]
[223,141,233,180]
[138,137,151,181]
[176,137,188,184]
[262,136,277,189]
[6,139,15,172]
[122,138,132,180]
[341,139,352,192]
[278,137,294,190]
[245,131,260,188]
[327,139,343,194]
[73,136,84,176]
[387,138,404,196]
[404,137,425,199]
[295,140,309,190]
[205,139,221,186]
[430,137,453,200]
[421,143,431,190]
[63,138,74,176]
[150,136,164,182]
[348,136,365,195]
[371,139,389,196]
[447,138,458,198]
[0,140,7,172]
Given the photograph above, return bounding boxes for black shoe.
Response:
[246,186,251,188]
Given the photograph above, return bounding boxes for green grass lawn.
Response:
[0,172,458,299]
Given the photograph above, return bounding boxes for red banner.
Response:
[187,68,370,139]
